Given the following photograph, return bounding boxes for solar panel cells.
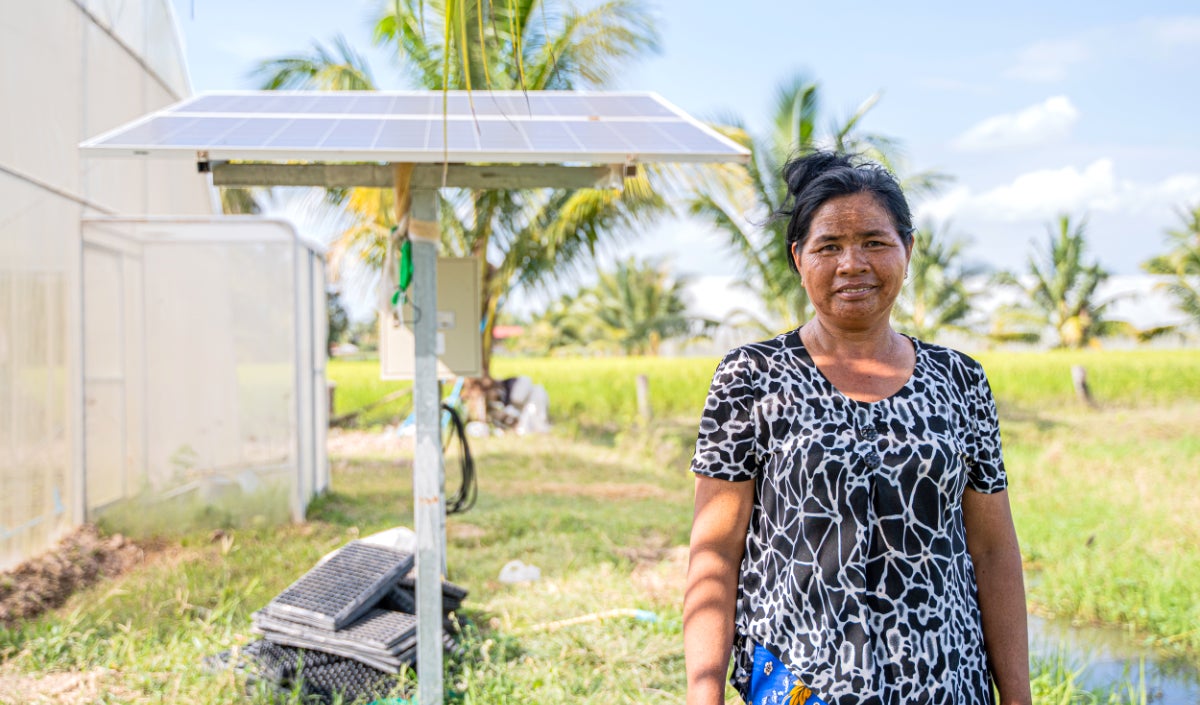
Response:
[523,121,581,152]
[374,119,431,151]
[82,91,750,164]
[475,120,531,152]
[425,119,481,151]
[215,118,291,147]
[565,121,631,152]
[322,119,388,149]
[265,118,339,148]
[102,115,196,146]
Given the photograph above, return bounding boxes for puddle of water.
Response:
[1029,614,1200,704]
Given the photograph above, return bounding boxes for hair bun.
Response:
[782,151,855,198]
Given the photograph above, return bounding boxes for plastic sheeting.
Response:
[1,0,219,569]
[0,173,76,568]
[79,217,328,534]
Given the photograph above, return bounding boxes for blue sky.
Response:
[170,0,1200,318]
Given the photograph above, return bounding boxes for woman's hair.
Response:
[776,151,913,272]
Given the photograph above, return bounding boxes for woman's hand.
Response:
[963,488,1033,705]
[684,476,755,705]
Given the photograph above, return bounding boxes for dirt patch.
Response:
[0,524,145,628]
[447,522,488,540]
[327,428,413,457]
[613,531,675,564]
[0,668,141,705]
[525,481,670,501]
[630,545,689,604]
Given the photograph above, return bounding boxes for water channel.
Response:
[1029,615,1200,703]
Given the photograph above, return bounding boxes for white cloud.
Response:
[1001,17,1200,84]
[1110,173,1200,215]
[972,159,1117,219]
[1140,16,1200,46]
[1005,39,1090,82]
[916,185,972,224]
[685,275,767,322]
[915,160,1200,225]
[952,96,1080,151]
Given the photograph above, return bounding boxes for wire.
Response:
[441,403,477,515]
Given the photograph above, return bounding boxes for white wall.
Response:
[0,0,214,568]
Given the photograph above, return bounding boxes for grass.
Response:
[974,349,1200,410]
[327,360,413,428]
[1,350,1197,703]
[1004,404,1200,654]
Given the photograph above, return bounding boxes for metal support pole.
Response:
[407,184,445,705]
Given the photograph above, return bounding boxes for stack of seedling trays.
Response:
[239,540,468,702]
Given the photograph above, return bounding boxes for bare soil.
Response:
[0,524,145,628]
[0,668,141,705]
[327,427,413,456]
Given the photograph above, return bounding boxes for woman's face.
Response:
[792,192,912,333]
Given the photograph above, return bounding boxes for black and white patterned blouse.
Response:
[691,330,1007,705]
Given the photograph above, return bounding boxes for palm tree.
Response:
[1142,204,1200,326]
[893,222,983,342]
[255,0,665,409]
[251,34,376,90]
[511,291,594,356]
[374,0,656,92]
[218,187,261,215]
[1001,215,1121,348]
[584,256,710,355]
[685,74,947,334]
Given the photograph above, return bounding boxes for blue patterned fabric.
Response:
[749,643,828,705]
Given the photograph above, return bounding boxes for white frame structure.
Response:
[79,216,329,528]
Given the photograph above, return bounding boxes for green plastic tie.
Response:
[391,231,414,307]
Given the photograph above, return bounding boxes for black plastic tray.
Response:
[263,542,414,630]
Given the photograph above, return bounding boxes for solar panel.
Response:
[80,90,749,165]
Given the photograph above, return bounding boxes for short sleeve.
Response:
[963,362,1007,493]
[691,348,759,482]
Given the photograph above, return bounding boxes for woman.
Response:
[683,152,1030,705]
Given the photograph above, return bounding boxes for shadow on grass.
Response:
[996,401,1067,434]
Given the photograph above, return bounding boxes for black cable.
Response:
[441,403,477,514]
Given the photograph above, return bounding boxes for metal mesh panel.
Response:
[253,606,417,661]
[264,542,414,630]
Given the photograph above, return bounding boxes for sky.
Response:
[169,0,1200,323]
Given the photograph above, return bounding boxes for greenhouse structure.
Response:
[1,0,329,569]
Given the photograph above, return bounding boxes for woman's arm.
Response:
[684,475,755,705]
[963,488,1032,705]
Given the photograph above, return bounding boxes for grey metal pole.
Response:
[409,187,445,705]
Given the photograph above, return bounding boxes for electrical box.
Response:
[379,257,482,380]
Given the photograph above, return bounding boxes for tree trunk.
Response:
[461,243,498,422]
[1071,365,1096,408]
[636,374,652,423]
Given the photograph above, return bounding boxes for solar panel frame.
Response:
[80,90,750,165]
